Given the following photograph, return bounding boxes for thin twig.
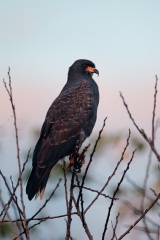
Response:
[0,196,19,238]
[124,225,159,234]
[111,213,120,240]
[3,212,78,223]
[0,171,23,226]
[102,143,136,239]
[120,92,142,133]
[75,174,85,226]
[74,185,115,199]
[151,75,158,144]
[3,69,30,239]
[72,195,93,240]
[63,159,69,214]
[21,149,31,175]
[65,172,75,240]
[10,176,26,235]
[117,193,160,240]
[125,175,160,207]
[120,92,160,162]
[28,178,62,222]
[77,117,107,206]
[0,149,31,222]
[140,148,153,240]
[13,212,78,240]
[124,201,159,228]
[84,129,131,215]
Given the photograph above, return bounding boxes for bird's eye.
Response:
[83,64,88,68]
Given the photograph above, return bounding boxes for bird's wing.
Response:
[33,80,95,167]
[47,80,94,144]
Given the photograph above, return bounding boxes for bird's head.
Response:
[68,59,99,78]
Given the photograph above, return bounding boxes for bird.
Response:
[26,59,99,200]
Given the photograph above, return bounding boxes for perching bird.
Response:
[26,59,99,200]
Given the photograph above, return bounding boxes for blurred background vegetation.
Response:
[1,123,160,239]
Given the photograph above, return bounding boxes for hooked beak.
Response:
[93,68,99,76]
[85,66,99,76]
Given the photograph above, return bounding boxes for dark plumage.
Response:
[26,59,99,200]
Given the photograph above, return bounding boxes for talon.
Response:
[82,159,85,164]
[67,164,72,171]
[69,154,75,164]
[80,153,86,163]
[68,151,86,173]
[70,158,75,164]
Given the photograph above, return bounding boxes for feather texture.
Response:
[26,59,99,200]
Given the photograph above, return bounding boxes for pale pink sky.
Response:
[1,1,160,239]
[1,1,160,137]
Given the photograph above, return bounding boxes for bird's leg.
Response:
[68,143,90,173]
[68,139,80,172]
[68,152,80,173]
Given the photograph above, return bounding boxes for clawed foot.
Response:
[68,152,86,173]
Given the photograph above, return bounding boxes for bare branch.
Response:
[77,117,107,206]
[0,196,19,238]
[74,185,115,199]
[111,213,120,240]
[117,193,160,240]
[84,129,131,215]
[28,178,62,223]
[102,142,136,239]
[72,195,93,240]
[3,69,30,239]
[151,75,158,143]
[65,172,75,240]
[0,171,23,226]
[120,91,160,162]
[63,159,69,214]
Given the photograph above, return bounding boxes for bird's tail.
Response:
[26,167,51,201]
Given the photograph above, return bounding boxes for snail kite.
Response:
[26,59,99,200]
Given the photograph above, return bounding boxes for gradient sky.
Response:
[1,0,160,135]
[1,1,160,239]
